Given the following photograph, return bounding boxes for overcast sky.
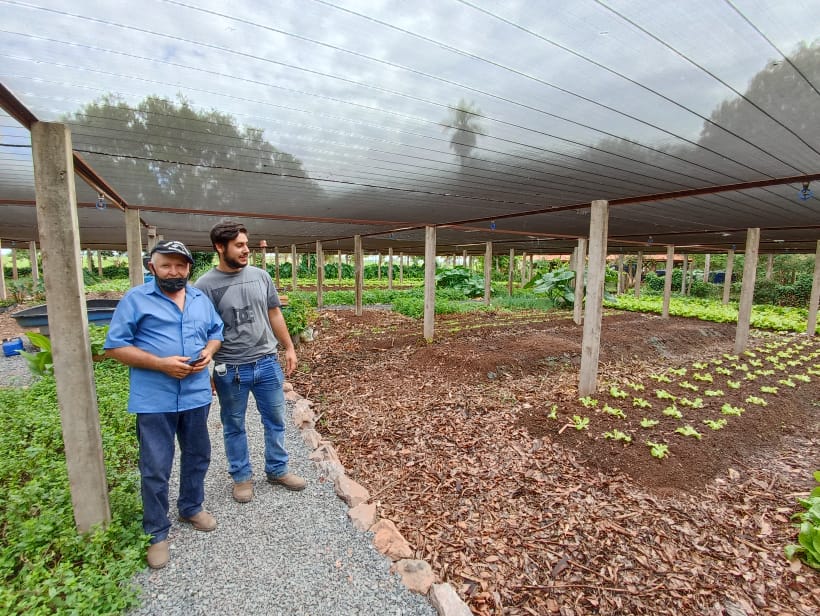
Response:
[2,0,820,183]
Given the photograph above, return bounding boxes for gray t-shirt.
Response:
[194,265,281,364]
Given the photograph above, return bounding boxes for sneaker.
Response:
[178,509,217,532]
[146,539,169,569]
[267,472,306,491]
[232,479,254,503]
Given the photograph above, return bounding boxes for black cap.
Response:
[149,240,194,264]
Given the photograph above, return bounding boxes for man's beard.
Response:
[224,254,247,270]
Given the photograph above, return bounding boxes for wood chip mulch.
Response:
[292,309,820,616]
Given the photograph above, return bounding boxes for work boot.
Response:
[146,540,169,569]
[232,480,254,503]
[178,509,217,531]
[267,472,306,491]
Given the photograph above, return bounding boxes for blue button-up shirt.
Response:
[105,281,224,414]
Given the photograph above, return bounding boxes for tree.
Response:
[699,41,820,155]
[441,99,484,167]
[65,94,321,209]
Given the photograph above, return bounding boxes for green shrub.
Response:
[643,272,665,293]
[525,268,575,307]
[754,279,780,305]
[435,267,485,298]
[101,264,130,278]
[0,363,145,615]
[688,280,714,299]
[281,291,316,336]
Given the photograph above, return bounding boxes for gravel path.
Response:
[128,394,436,616]
[0,350,36,388]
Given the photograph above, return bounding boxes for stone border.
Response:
[285,382,472,616]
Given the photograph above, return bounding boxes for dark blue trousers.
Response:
[136,405,211,543]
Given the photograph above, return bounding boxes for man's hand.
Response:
[188,348,214,374]
[283,346,297,376]
[163,356,200,379]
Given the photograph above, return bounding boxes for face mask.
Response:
[156,277,187,293]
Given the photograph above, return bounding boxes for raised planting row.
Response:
[607,295,816,333]
[546,333,820,461]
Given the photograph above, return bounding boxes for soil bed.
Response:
[293,308,820,615]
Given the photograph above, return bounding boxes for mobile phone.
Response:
[186,355,205,365]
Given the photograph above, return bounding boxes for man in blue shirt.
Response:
[105,240,223,569]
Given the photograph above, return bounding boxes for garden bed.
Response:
[293,308,820,615]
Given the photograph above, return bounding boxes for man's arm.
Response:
[106,346,200,380]
[268,307,297,376]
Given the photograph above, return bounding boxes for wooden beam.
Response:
[483,241,492,305]
[578,201,608,396]
[662,246,674,318]
[31,121,110,532]
[354,235,363,317]
[807,241,820,336]
[423,226,436,342]
[573,238,587,326]
[734,228,760,354]
[125,209,143,288]
[723,248,735,305]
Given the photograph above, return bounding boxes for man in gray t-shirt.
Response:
[195,221,306,503]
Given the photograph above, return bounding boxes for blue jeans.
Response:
[213,355,289,483]
[136,405,211,544]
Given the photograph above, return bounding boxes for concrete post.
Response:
[388,247,394,290]
[578,200,608,396]
[274,246,280,288]
[12,247,18,279]
[573,238,587,326]
[662,246,674,318]
[723,249,735,305]
[337,249,343,284]
[520,252,527,285]
[508,248,514,296]
[147,226,158,252]
[291,244,298,290]
[97,251,103,277]
[807,241,820,336]
[0,240,6,301]
[354,235,363,317]
[125,208,143,288]
[483,241,492,305]
[703,253,711,283]
[31,121,110,531]
[765,254,774,281]
[680,253,688,294]
[423,226,436,341]
[734,229,760,354]
[399,252,404,284]
[634,251,643,298]
[617,253,624,295]
[315,241,324,309]
[29,241,39,284]
[260,240,267,272]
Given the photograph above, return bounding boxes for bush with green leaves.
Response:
[435,267,485,298]
[642,271,665,294]
[784,470,820,570]
[100,263,130,278]
[688,280,715,299]
[281,291,316,337]
[524,268,575,308]
[0,362,145,614]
